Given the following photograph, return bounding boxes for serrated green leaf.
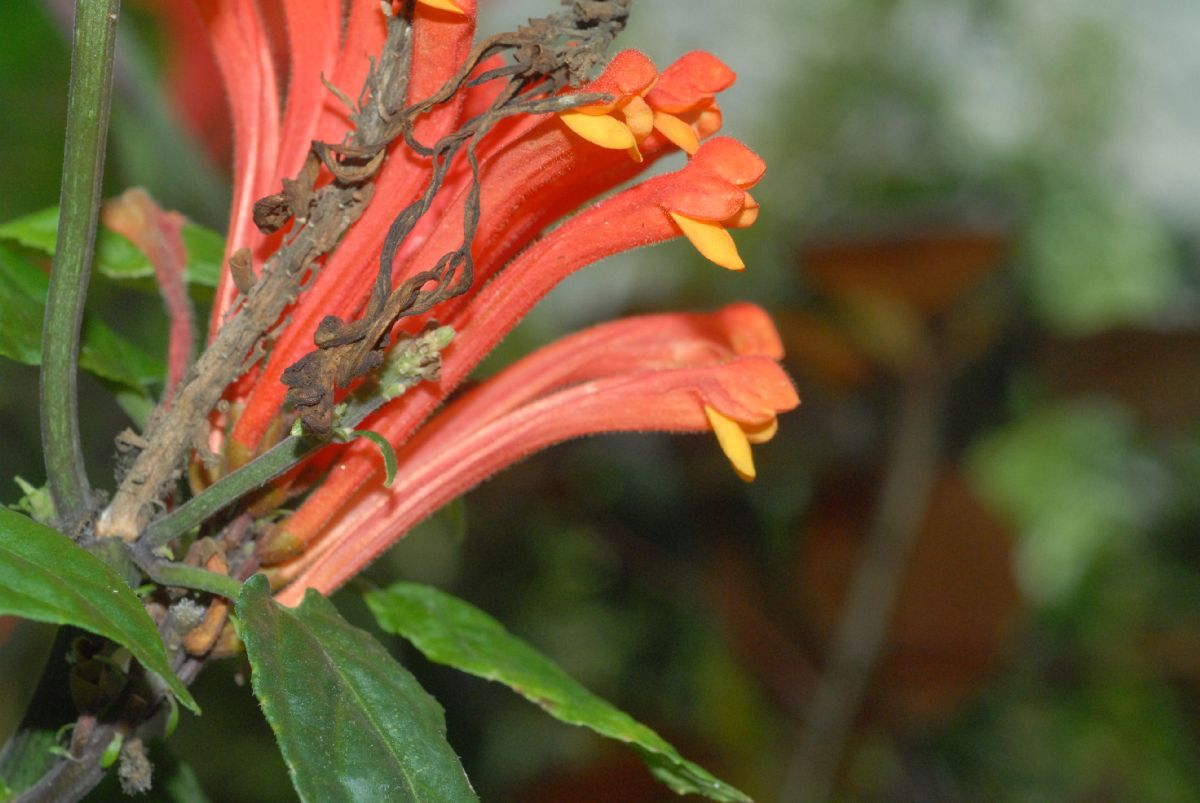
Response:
[366,583,751,802]
[0,508,199,714]
[0,242,164,391]
[0,206,222,287]
[237,575,477,803]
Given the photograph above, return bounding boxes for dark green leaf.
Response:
[0,508,198,713]
[366,583,751,802]
[0,242,164,391]
[236,575,477,803]
[0,206,222,287]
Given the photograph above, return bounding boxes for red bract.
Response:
[187,0,796,603]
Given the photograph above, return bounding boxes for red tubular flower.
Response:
[269,305,798,605]
[262,135,766,550]
[188,1,795,603]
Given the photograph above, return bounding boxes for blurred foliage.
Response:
[4,0,1200,800]
[970,400,1158,605]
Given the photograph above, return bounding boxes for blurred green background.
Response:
[4,0,1200,800]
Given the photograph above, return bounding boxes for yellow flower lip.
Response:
[652,110,701,155]
[669,211,745,271]
[705,406,758,482]
[743,416,777,444]
[559,109,638,152]
[727,191,759,228]
[416,0,466,13]
[559,96,654,162]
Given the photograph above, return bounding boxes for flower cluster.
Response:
[172,0,797,605]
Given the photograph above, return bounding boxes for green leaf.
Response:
[0,242,164,391]
[969,401,1148,604]
[79,315,165,389]
[0,245,44,364]
[0,508,199,713]
[0,206,222,287]
[236,575,477,803]
[1022,181,1180,335]
[366,583,751,802]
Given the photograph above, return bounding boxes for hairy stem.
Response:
[139,561,243,600]
[140,435,313,550]
[40,0,122,527]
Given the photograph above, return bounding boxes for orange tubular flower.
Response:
[186,1,796,603]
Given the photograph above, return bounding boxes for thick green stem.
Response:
[140,561,244,600]
[41,0,122,526]
[141,436,316,550]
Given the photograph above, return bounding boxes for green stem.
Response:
[139,561,243,600]
[140,436,316,550]
[41,0,122,525]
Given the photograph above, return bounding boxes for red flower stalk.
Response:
[184,0,796,603]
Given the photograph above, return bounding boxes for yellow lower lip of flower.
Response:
[559,110,638,154]
[705,405,756,482]
[652,111,701,155]
[416,0,466,13]
[669,211,745,271]
[728,191,759,228]
[743,416,778,444]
